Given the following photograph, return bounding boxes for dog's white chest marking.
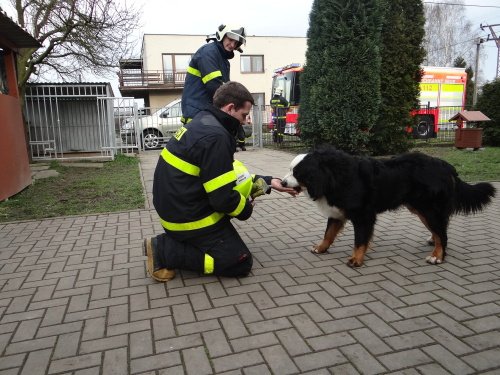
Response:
[315,197,344,220]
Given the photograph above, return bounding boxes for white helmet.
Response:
[215,24,247,47]
[274,88,283,96]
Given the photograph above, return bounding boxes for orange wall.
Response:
[0,50,31,201]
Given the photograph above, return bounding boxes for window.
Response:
[0,49,8,95]
[240,55,264,73]
[162,54,192,83]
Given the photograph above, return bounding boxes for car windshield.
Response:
[157,101,182,118]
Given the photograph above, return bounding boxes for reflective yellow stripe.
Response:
[174,126,188,140]
[202,70,222,84]
[180,116,192,124]
[161,148,200,176]
[204,253,214,274]
[204,170,236,193]
[187,66,201,77]
[229,194,246,217]
[159,212,224,231]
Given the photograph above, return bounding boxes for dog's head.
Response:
[281,154,306,193]
[281,152,332,200]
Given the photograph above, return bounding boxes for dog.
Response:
[281,146,496,267]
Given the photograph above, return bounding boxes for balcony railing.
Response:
[118,70,186,89]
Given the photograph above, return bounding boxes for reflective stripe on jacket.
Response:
[270,95,289,120]
[181,41,233,121]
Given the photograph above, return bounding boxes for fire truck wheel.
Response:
[413,115,434,139]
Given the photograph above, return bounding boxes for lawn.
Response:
[0,154,145,223]
[413,145,500,182]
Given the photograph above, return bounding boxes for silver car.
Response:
[121,98,183,149]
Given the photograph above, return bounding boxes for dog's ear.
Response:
[296,156,333,201]
[306,175,324,200]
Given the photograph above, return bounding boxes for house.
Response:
[0,8,40,201]
[118,34,307,110]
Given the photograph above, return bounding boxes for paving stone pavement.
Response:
[1,147,499,375]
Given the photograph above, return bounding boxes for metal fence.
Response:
[24,93,465,160]
[250,104,464,149]
[24,83,138,160]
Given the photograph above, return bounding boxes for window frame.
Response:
[240,55,264,74]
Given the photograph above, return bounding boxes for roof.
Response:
[0,7,40,49]
[449,111,491,122]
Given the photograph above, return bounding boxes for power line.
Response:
[423,2,500,8]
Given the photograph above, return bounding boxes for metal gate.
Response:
[24,83,139,160]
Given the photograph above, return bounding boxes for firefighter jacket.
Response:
[181,41,233,121]
[153,106,259,240]
[270,94,289,121]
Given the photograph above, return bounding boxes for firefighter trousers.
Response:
[154,222,253,277]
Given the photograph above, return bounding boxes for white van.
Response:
[120,98,182,149]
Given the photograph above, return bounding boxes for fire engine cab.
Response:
[271,63,302,136]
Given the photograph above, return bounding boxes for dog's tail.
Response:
[454,179,496,215]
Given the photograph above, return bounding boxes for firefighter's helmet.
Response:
[215,24,247,47]
[274,88,283,96]
[233,160,252,199]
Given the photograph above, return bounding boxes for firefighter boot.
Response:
[143,237,176,282]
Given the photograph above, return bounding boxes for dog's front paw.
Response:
[311,245,328,254]
[311,241,329,254]
[347,257,363,268]
[425,255,443,265]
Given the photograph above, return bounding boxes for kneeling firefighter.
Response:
[144,82,297,282]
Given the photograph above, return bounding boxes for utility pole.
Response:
[480,23,500,79]
[473,37,484,106]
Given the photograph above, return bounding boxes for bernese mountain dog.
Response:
[281,146,496,267]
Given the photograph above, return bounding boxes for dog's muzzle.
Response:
[281,180,302,193]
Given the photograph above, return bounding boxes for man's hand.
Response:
[270,178,299,197]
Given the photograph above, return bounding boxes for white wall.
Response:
[142,34,307,104]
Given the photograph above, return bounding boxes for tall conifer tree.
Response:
[299,0,383,153]
[368,0,426,155]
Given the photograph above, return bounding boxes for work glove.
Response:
[250,178,269,200]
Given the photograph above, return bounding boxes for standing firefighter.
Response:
[181,24,247,124]
[270,88,289,144]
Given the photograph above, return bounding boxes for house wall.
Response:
[142,34,307,105]
[0,49,31,201]
[149,90,182,109]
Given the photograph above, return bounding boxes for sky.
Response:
[1,0,499,85]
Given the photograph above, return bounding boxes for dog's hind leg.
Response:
[411,208,448,265]
[312,218,345,254]
[347,214,376,267]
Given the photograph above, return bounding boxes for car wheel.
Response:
[142,129,162,150]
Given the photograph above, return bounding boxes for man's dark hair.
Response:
[213,81,254,109]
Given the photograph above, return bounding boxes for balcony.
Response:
[118,69,186,90]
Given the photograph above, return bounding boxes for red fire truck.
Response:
[410,66,467,139]
[271,64,467,139]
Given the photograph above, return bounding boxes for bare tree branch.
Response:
[12,0,141,90]
[423,0,478,68]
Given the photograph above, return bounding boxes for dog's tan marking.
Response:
[347,245,368,267]
[311,219,345,254]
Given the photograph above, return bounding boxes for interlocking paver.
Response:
[0,149,499,374]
